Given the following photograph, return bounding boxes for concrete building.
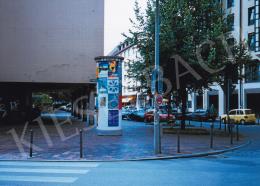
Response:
[0,0,104,120]
[188,0,260,115]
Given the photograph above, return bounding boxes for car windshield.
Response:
[245,110,253,114]
[196,110,206,113]
[160,110,168,114]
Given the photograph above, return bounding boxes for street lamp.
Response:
[154,0,161,154]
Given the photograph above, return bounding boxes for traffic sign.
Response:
[156,94,163,106]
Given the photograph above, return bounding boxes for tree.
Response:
[126,0,252,129]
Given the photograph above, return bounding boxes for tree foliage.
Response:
[126,0,252,129]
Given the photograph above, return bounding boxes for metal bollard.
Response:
[224,119,227,132]
[210,123,214,149]
[236,123,239,141]
[177,129,180,153]
[230,125,233,145]
[29,129,33,158]
[80,129,83,158]
[219,117,222,130]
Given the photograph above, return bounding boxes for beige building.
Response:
[189,0,260,115]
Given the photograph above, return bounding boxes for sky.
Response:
[104,0,147,54]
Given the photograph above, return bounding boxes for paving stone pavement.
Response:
[0,117,246,161]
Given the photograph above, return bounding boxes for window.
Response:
[248,7,255,25]
[245,63,260,83]
[227,0,234,9]
[245,110,253,114]
[237,110,243,115]
[248,32,256,51]
[229,110,236,115]
[227,14,234,31]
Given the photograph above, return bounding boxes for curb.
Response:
[0,140,251,163]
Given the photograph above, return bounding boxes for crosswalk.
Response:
[0,161,100,185]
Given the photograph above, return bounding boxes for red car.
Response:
[144,110,175,123]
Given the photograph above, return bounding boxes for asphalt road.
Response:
[0,124,259,186]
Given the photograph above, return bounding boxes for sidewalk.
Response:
[0,118,246,161]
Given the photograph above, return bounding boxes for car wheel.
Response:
[240,120,245,125]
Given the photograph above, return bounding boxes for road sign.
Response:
[158,69,163,94]
[151,70,156,94]
[156,94,163,106]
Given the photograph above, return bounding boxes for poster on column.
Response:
[108,94,119,109]
[99,95,107,108]
[108,60,119,77]
[98,77,107,94]
[108,77,119,94]
[108,110,119,127]
[99,61,109,77]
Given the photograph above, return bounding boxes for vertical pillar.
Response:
[203,90,209,110]
[191,93,197,112]
[136,93,141,110]
[219,89,225,116]
[25,88,32,123]
[95,56,124,136]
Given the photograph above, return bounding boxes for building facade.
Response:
[0,0,104,120]
[188,0,260,115]
[109,41,146,108]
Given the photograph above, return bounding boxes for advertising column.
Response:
[95,56,123,135]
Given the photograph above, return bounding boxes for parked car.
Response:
[122,108,135,120]
[186,109,217,121]
[128,109,146,121]
[221,109,256,124]
[144,109,175,123]
[172,108,184,120]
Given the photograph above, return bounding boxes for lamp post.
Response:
[238,0,243,110]
[154,0,161,154]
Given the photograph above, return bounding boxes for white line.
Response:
[0,176,78,183]
[0,168,89,174]
[0,161,100,168]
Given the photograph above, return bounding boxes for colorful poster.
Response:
[99,96,106,107]
[108,94,119,109]
[108,60,118,76]
[98,77,107,94]
[99,61,109,77]
[108,78,119,94]
[108,110,119,127]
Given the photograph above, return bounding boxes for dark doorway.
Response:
[196,95,203,109]
[247,93,260,114]
[230,93,238,110]
[209,95,219,113]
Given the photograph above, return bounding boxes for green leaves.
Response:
[125,0,252,94]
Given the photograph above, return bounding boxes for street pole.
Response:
[154,0,161,154]
[239,0,243,110]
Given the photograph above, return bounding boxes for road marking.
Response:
[0,168,89,174]
[0,161,100,184]
[0,175,78,183]
[0,161,100,168]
